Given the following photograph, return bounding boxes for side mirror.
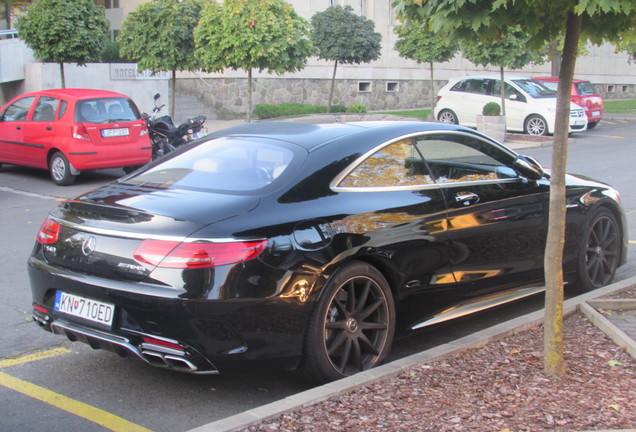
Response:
[153,93,160,101]
[509,94,518,101]
[513,155,544,180]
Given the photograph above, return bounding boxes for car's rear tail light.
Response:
[133,239,268,269]
[436,96,442,101]
[36,219,61,244]
[72,124,91,140]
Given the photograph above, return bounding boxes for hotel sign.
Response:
[110,65,169,80]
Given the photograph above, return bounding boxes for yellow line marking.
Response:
[0,348,71,369]
[0,372,153,432]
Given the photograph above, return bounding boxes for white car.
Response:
[434,76,588,136]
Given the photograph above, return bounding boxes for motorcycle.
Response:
[143,93,207,160]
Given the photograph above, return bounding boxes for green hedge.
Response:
[253,103,352,119]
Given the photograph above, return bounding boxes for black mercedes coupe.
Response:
[28,120,627,383]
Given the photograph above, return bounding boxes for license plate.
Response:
[101,127,129,138]
[54,291,115,327]
[192,130,207,139]
[592,111,600,117]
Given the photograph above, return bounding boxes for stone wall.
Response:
[176,77,444,120]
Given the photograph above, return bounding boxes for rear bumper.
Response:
[28,255,309,374]
[65,137,151,170]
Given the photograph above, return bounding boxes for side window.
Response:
[1,96,36,121]
[338,139,435,188]
[491,81,526,102]
[58,100,68,120]
[415,134,516,183]
[453,79,487,95]
[32,97,60,122]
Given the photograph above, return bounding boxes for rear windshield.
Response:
[512,79,556,99]
[122,137,301,193]
[575,81,596,96]
[75,98,141,123]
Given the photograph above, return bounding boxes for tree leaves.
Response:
[15,0,109,66]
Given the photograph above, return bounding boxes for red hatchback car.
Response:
[534,77,604,129]
[0,89,152,185]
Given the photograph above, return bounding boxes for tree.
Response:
[194,0,313,122]
[394,21,458,114]
[15,0,109,88]
[460,27,546,115]
[118,0,203,118]
[311,5,382,113]
[393,0,636,376]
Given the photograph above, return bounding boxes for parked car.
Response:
[533,77,604,129]
[0,89,152,185]
[434,76,588,136]
[29,120,627,383]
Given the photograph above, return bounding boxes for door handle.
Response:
[16,126,21,130]
[455,191,480,206]
[46,127,52,131]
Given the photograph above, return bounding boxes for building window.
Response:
[607,85,615,93]
[386,82,399,92]
[621,85,629,93]
[358,82,371,92]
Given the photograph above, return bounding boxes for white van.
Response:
[434,76,588,136]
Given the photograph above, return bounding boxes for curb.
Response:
[188,274,636,432]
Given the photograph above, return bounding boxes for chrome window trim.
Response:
[329,129,518,193]
[333,177,522,193]
[50,217,241,243]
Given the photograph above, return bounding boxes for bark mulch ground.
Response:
[245,285,636,432]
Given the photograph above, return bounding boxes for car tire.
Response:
[123,165,143,174]
[524,115,548,136]
[299,261,395,384]
[587,121,598,129]
[437,109,458,125]
[575,207,621,291]
[49,151,77,186]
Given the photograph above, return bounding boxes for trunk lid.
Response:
[43,183,260,281]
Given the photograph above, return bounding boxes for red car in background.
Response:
[534,77,604,129]
[0,89,151,185]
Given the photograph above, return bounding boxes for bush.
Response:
[330,104,347,113]
[346,104,368,113]
[482,102,502,116]
[253,103,328,119]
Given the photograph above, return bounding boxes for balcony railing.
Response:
[0,29,18,40]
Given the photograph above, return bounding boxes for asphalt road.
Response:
[0,119,634,432]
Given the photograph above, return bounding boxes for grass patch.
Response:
[376,109,433,119]
[603,99,636,114]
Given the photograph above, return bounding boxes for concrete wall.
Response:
[23,63,170,115]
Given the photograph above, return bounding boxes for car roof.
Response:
[533,77,590,84]
[21,88,131,101]
[208,120,469,151]
[447,75,533,83]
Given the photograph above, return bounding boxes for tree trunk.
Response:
[328,60,338,114]
[247,68,253,122]
[543,11,582,377]
[429,61,436,118]
[170,70,176,119]
[550,40,562,77]
[499,65,506,116]
[59,63,66,89]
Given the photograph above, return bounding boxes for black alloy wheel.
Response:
[577,208,621,291]
[49,151,77,186]
[300,261,395,384]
